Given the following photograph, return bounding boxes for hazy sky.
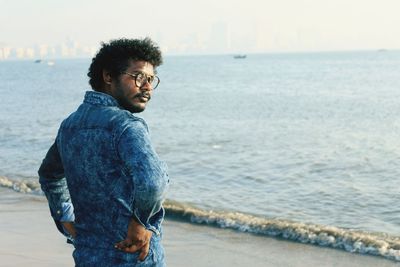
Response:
[1,0,400,54]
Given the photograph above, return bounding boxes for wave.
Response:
[2,176,400,261]
[0,176,42,194]
[164,201,400,261]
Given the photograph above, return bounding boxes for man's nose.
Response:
[140,80,152,91]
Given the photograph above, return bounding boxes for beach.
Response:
[2,54,400,266]
[1,187,398,267]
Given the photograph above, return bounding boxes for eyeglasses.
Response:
[122,71,160,90]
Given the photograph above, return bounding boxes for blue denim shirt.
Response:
[39,91,169,265]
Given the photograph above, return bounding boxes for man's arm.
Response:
[114,119,169,257]
[38,140,76,241]
[117,119,169,235]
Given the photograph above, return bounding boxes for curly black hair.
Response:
[88,37,163,91]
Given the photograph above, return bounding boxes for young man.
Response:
[39,38,169,266]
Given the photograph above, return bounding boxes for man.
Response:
[39,38,169,266]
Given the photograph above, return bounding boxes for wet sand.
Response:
[0,188,398,267]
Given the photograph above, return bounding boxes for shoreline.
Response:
[0,188,399,267]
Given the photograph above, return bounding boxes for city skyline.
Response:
[1,0,400,59]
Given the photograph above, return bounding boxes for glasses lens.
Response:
[151,76,160,89]
[134,73,160,89]
[135,73,146,87]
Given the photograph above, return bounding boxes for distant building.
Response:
[0,39,99,60]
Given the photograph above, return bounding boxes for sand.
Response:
[0,188,399,267]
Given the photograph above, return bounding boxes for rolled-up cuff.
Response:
[60,202,75,222]
[51,202,75,244]
[133,209,161,236]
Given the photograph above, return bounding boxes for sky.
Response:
[1,0,400,54]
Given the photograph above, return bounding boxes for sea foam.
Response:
[0,176,42,194]
[163,200,400,261]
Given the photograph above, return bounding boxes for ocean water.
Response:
[1,51,400,260]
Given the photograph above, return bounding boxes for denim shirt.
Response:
[39,91,169,253]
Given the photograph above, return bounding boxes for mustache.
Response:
[135,92,151,100]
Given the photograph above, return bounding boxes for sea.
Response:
[1,51,400,261]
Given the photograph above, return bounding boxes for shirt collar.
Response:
[83,91,119,107]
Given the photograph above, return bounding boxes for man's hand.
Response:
[114,218,152,261]
[61,221,77,238]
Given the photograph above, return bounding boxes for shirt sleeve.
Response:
[38,139,75,242]
[117,119,169,235]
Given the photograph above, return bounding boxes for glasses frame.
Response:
[122,71,160,90]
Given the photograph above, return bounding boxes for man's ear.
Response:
[102,69,112,85]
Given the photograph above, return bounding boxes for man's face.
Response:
[110,60,155,113]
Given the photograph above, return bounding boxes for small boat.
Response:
[233,55,247,59]
[47,61,55,66]
[34,59,42,63]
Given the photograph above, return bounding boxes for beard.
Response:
[112,79,151,113]
[116,91,151,113]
